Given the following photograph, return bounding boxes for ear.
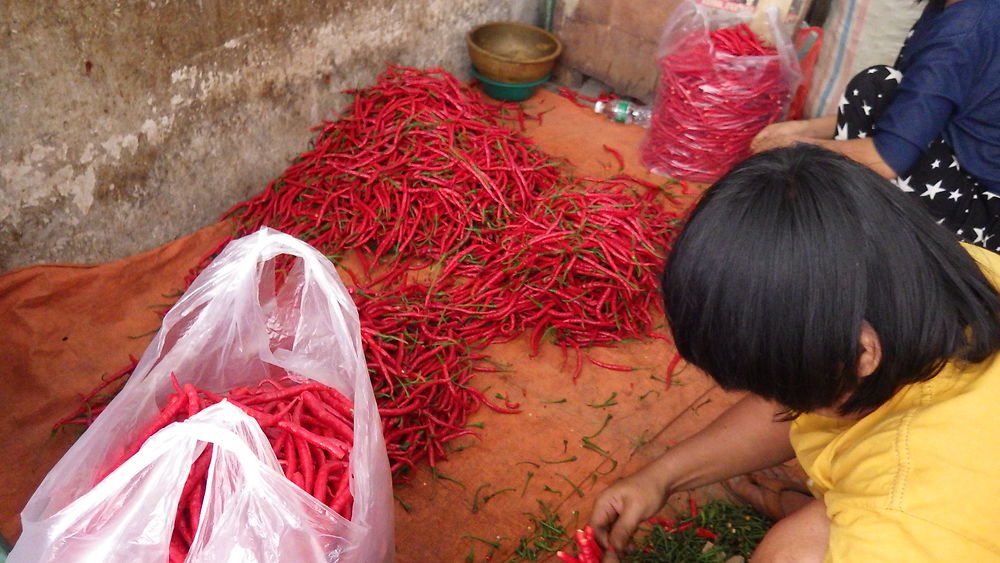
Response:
[857,321,882,378]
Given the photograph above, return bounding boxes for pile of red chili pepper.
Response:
[99,375,356,562]
[641,22,794,183]
[71,65,683,482]
[194,65,684,480]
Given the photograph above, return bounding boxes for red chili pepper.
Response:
[100,392,188,479]
[586,355,635,372]
[556,87,616,107]
[328,465,353,516]
[561,525,603,563]
[695,527,718,540]
[277,420,350,459]
[602,144,626,171]
[51,357,139,430]
[301,390,354,442]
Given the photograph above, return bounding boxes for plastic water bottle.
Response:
[594,99,652,127]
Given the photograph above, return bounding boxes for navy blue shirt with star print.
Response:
[873,0,1000,194]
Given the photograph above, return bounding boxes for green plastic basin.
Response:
[471,67,548,102]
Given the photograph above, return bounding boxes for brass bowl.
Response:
[466,21,562,84]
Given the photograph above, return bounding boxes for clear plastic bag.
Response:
[640,0,801,182]
[11,227,393,562]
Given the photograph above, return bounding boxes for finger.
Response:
[750,131,773,152]
[753,135,786,154]
[591,523,611,555]
[755,124,775,136]
[589,497,617,529]
[588,499,620,548]
[607,504,644,554]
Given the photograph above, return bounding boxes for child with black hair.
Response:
[588,144,1000,561]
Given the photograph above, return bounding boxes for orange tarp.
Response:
[0,88,742,561]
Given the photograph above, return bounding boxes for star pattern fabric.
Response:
[894,176,915,193]
[922,180,945,199]
[837,64,1000,253]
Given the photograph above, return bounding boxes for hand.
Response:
[750,121,810,153]
[588,468,671,561]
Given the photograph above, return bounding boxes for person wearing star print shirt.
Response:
[751,0,1000,252]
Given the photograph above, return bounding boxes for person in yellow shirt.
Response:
[588,144,1000,561]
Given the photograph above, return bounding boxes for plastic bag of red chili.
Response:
[12,402,350,562]
[11,228,393,563]
[640,0,801,183]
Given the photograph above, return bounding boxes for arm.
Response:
[588,395,795,559]
[750,114,899,179]
[799,137,898,180]
[752,126,898,180]
[750,115,837,153]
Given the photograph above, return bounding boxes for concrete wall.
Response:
[0,0,539,272]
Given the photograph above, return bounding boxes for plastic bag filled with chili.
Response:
[11,227,393,563]
[11,402,350,562]
[640,0,801,183]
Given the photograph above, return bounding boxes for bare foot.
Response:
[723,466,814,520]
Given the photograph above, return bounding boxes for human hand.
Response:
[750,120,812,153]
[588,469,670,561]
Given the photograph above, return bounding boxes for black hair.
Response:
[662,144,1000,415]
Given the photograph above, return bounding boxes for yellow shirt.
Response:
[790,244,1000,562]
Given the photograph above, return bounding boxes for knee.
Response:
[751,523,825,563]
[750,500,829,563]
[845,65,901,98]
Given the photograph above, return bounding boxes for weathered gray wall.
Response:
[0,0,539,272]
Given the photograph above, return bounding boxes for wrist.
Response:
[636,450,693,497]
[807,115,837,138]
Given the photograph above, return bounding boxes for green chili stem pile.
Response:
[625,499,773,561]
[548,499,771,563]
